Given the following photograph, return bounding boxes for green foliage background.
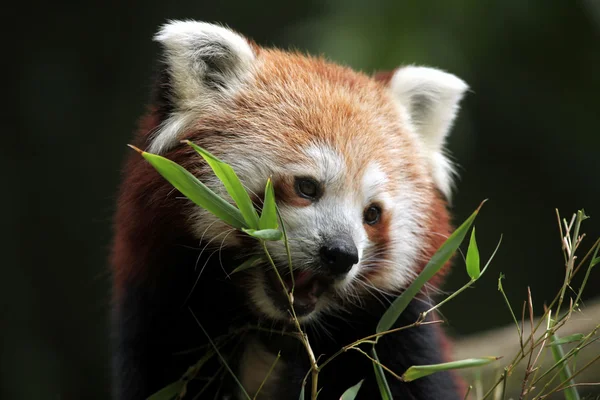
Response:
[2,1,599,398]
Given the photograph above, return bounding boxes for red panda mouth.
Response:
[265,269,332,317]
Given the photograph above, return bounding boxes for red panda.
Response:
[111,20,468,400]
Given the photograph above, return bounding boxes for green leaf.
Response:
[466,227,481,280]
[147,381,182,400]
[185,140,260,229]
[371,347,392,400]
[259,178,278,230]
[242,228,283,241]
[591,257,600,268]
[376,201,486,333]
[229,255,264,275]
[340,379,364,400]
[549,333,581,400]
[402,357,500,382]
[547,334,584,346]
[134,147,246,229]
[298,385,305,400]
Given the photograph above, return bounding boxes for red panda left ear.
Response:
[388,66,468,199]
[148,20,257,154]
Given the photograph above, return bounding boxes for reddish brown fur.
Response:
[111,23,469,400]
[419,194,454,286]
[364,205,392,255]
[375,65,454,286]
[111,111,197,300]
[273,175,312,208]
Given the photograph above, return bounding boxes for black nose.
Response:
[319,237,359,276]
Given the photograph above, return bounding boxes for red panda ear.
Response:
[388,66,468,199]
[148,20,257,154]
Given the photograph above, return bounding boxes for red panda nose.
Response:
[319,237,359,276]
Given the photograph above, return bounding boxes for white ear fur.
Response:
[389,66,468,199]
[149,21,256,154]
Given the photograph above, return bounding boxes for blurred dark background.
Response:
[3,1,599,399]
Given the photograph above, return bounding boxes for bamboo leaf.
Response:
[340,380,364,400]
[185,140,260,229]
[466,227,481,280]
[131,146,246,229]
[298,385,305,400]
[229,255,264,275]
[547,334,584,347]
[376,201,486,333]
[402,357,500,382]
[549,333,581,400]
[259,178,278,230]
[371,347,392,400]
[242,228,283,241]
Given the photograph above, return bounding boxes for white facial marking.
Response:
[361,161,389,203]
[148,112,196,155]
[185,137,431,323]
[289,144,346,185]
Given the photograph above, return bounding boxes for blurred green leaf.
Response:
[402,357,500,382]
[466,227,480,280]
[259,178,278,230]
[547,334,584,346]
[242,228,283,241]
[371,347,392,400]
[549,333,581,400]
[185,140,260,229]
[376,201,485,333]
[340,379,364,400]
[132,146,246,229]
[299,385,305,400]
[229,255,264,275]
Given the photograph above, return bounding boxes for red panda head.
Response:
[134,21,468,321]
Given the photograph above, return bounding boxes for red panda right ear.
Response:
[148,20,257,154]
[387,66,468,200]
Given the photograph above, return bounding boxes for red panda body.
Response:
[112,21,467,399]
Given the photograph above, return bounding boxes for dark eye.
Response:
[295,177,320,200]
[364,205,382,225]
